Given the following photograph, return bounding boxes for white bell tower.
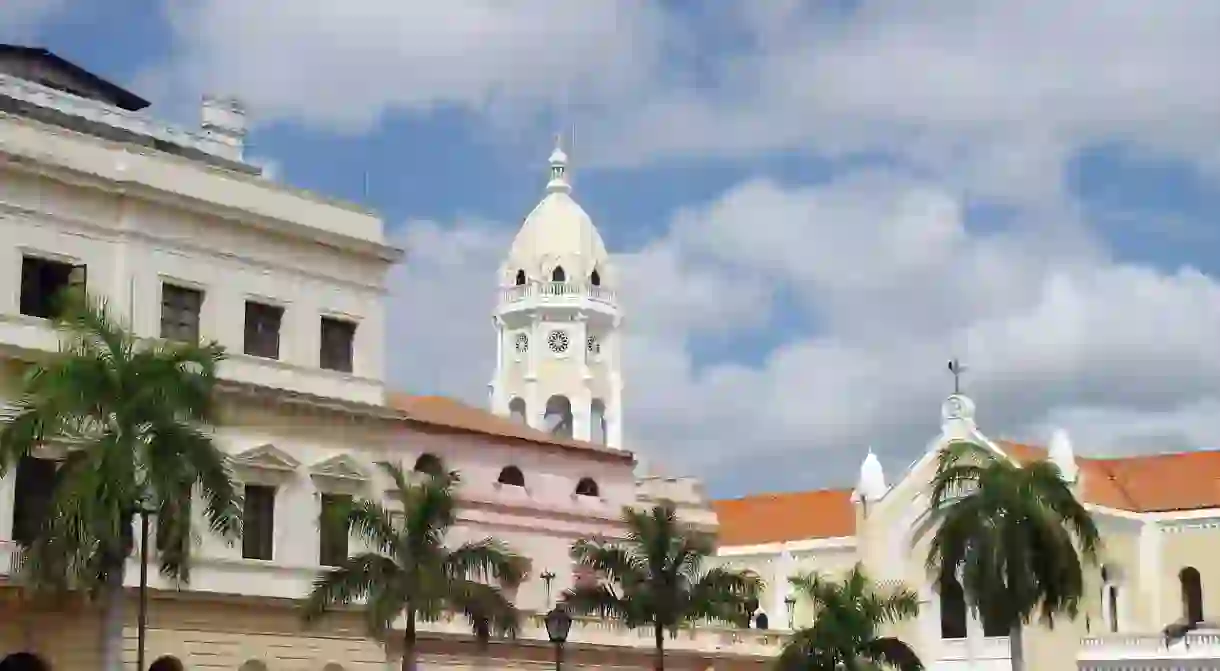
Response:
[488,138,624,448]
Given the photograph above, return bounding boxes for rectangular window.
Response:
[241,484,276,560]
[11,456,57,545]
[20,256,86,319]
[160,284,204,342]
[243,301,284,360]
[939,578,969,639]
[318,493,351,567]
[319,317,356,373]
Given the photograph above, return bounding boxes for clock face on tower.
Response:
[547,329,570,355]
[514,332,529,354]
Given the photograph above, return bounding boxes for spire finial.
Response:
[546,133,571,194]
[948,358,967,395]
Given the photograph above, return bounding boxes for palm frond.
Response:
[303,552,402,623]
[561,583,632,624]
[344,499,400,557]
[861,636,925,671]
[444,538,527,586]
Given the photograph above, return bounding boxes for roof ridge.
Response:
[715,487,853,504]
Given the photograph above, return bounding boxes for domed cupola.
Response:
[498,136,614,295]
[488,137,624,449]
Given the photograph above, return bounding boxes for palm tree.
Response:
[303,461,526,671]
[0,296,242,671]
[562,503,762,671]
[777,563,923,671]
[922,440,1101,671]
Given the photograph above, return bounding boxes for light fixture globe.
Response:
[545,605,572,644]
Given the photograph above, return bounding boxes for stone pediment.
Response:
[230,444,301,472]
[309,454,369,482]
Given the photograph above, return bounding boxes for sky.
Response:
[8,2,1220,498]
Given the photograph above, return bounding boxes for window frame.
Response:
[243,300,285,360]
[319,316,357,373]
[159,283,205,343]
[241,483,277,561]
[318,492,352,568]
[19,254,87,320]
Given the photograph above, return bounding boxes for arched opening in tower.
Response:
[551,266,566,283]
[544,395,573,438]
[514,269,526,286]
[591,399,608,445]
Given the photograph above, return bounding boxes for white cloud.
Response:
[386,172,1220,495]
[150,0,666,133]
[150,1,1220,202]
[586,1,1220,203]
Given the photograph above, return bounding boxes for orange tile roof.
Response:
[999,441,1220,512]
[714,443,1220,546]
[384,393,634,464]
[712,488,855,546]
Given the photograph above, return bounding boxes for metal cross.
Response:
[947,358,967,395]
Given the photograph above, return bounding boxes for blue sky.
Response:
[9,2,1220,497]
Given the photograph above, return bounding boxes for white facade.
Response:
[0,65,777,670]
[488,140,623,449]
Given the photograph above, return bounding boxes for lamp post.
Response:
[784,595,796,630]
[541,570,556,607]
[544,605,572,671]
[135,499,155,671]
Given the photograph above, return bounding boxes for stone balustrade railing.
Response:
[499,282,617,309]
[411,610,784,657]
[1079,630,1220,661]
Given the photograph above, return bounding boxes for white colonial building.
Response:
[711,392,1220,671]
[0,46,754,671]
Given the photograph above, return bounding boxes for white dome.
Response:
[855,449,887,502]
[500,141,612,287]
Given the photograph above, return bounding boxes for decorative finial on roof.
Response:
[546,133,571,194]
[948,357,967,395]
[854,448,888,503]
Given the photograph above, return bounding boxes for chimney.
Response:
[200,95,247,160]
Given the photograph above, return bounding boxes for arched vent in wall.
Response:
[575,477,599,497]
[497,465,525,487]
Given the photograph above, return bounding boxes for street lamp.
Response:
[135,498,156,671]
[784,595,796,629]
[544,604,572,671]
[540,570,556,607]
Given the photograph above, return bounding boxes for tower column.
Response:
[489,317,506,413]
[571,387,594,442]
[607,373,624,449]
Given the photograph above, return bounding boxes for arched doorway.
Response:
[1181,566,1204,624]
[0,653,51,671]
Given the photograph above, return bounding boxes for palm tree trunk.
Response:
[99,558,127,671]
[401,610,417,671]
[1008,623,1025,671]
[653,622,664,671]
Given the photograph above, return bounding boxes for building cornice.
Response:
[0,111,403,264]
[215,380,636,465]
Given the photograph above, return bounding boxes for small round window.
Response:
[548,330,570,354]
[514,333,529,354]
